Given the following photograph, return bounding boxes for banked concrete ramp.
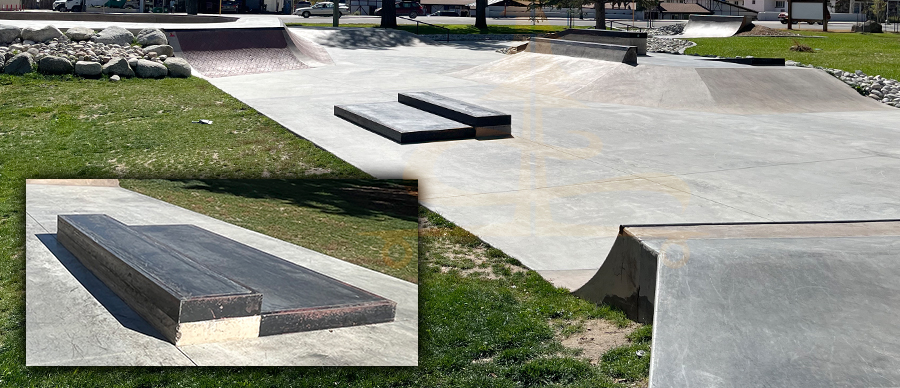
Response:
[574,221,900,387]
[166,27,333,78]
[680,14,752,38]
[453,52,889,114]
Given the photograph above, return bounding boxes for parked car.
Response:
[221,0,240,12]
[293,1,349,17]
[428,10,459,16]
[292,1,311,11]
[374,1,425,18]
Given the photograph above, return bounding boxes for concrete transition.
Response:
[166,27,332,78]
[526,37,638,65]
[57,214,395,346]
[553,29,648,55]
[679,14,753,38]
[573,221,900,387]
[454,52,888,114]
[336,92,512,143]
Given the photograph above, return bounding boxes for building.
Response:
[420,0,472,15]
[653,2,714,19]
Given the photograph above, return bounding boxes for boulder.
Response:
[134,59,167,78]
[163,57,191,78]
[109,74,121,82]
[101,57,134,78]
[143,44,174,57]
[65,26,96,42]
[21,25,64,43]
[135,28,167,46]
[4,53,34,75]
[92,26,134,47]
[0,24,21,45]
[38,56,73,75]
[851,20,883,33]
[75,61,102,78]
[127,57,138,68]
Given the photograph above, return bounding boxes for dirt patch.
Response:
[560,319,639,365]
[420,222,528,279]
[736,24,803,37]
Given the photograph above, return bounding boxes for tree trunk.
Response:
[380,1,397,28]
[595,1,606,29]
[475,0,488,29]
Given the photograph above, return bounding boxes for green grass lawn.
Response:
[120,179,419,283]
[686,30,900,80]
[285,23,591,35]
[0,74,649,387]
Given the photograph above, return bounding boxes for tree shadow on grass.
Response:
[172,179,418,222]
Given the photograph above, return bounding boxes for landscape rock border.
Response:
[0,25,191,80]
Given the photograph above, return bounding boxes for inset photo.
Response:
[25,179,417,366]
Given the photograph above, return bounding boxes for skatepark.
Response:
[11,11,900,385]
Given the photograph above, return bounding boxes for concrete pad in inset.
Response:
[26,183,417,366]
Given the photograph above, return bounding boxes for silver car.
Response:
[293,2,349,18]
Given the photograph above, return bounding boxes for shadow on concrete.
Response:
[437,40,521,52]
[170,179,418,221]
[307,28,423,50]
[35,234,168,343]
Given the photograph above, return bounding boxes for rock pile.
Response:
[0,25,191,78]
[647,23,685,37]
[825,68,899,107]
[647,37,694,54]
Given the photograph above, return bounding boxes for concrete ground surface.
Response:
[4,11,867,31]
[25,182,417,366]
[206,27,900,292]
[631,222,900,387]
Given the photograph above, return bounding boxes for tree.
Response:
[541,0,605,29]
[380,0,397,28]
[833,0,850,13]
[871,0,887,22]
[475,0,488,29]
[635,0,660,24]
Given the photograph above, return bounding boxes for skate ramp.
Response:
[679,14,752,38]
[574,221,900,387]
[167,27,332,78]
[525,37,638,65]
[452,52,889,114]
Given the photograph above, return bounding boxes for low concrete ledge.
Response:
[398,92,511,139]
[335,102,475,144]
[135,224,397,336]
[57,214,263,345]
[556,29,648,55]
[526,37,638,65]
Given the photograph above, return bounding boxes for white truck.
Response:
[53,0,137,12]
